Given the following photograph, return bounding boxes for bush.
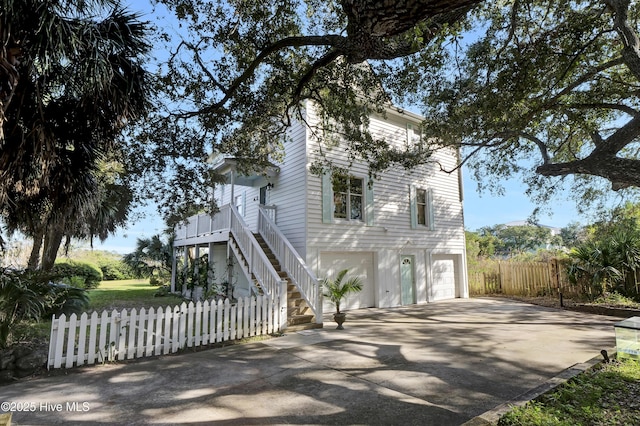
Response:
[0,268,44,348]
[52,260,103,289]
[149,271,170,287]
[98,259,136,281]
[0,268,89,347]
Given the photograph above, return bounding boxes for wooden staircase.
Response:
[254,234,322,331]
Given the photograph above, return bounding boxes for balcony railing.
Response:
[174,206,231,242]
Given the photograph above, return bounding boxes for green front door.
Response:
[401,255,415,305]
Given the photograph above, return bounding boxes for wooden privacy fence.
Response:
[468,260,575,297]
[48,296,284,370]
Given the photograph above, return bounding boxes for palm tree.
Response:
[0,0,151,269]
[568,241,623,299]
[321,268,363,314]
[123,235,174,281]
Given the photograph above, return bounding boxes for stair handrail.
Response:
[229,205,287,299]
[258,206,322,323]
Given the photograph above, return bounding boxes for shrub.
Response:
[153,285,171,297]
[0,268,44,348]
[0,267,90,347]
[53,260,103,289]
[98,259,136,281]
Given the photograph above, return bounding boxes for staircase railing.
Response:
[229,205,287,300]
[258,206,322,323]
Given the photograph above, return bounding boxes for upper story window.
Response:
[416,188,427,226]
[333,175,363,221]
[406,123,422,146]
[410,185,434,230]
[322,170,373,225]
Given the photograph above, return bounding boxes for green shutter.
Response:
[409,184,417,229]
[427,188,435,231]
[322,170,333,223]
[242,191,247,216]
[365,176,374,226]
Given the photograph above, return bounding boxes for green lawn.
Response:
[12,279,184,347]
[88,279,183,313]
[498,358,640,425]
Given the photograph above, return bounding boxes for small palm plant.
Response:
[321,269,363,329]
[0,269,44,348]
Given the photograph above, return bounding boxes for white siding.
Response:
[267,118,309,257]
[302,104,467,307]
[305,109,465,252]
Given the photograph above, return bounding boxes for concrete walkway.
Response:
[1,298,619,425]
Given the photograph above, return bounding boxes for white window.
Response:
[406,123,422,146]
[333,175,363,221]
[417,188,427,226]
[410,185,434,230]
[322,170,373,225]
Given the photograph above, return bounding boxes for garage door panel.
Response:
[321,252,374,310]
[432,255,457,301]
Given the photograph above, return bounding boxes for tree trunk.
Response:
[41,226,64,271]
[27,227,45,270]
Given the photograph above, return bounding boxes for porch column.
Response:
[183,246,190,295]
[229,169,235,207]
[170,246,178,293]
[208,242,214,288]
[194,245,200,279]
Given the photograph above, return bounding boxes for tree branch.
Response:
[605,0,640,80]
[518,131,550,164]
[174,34,346,118]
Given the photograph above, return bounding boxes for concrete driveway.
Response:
[1,297,619,425]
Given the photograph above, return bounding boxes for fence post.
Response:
[279,279,288,331]
[316,279,323,325]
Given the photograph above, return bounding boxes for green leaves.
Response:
[420,0,640,205]
[321,268,363,314]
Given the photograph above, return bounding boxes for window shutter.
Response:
[365,176,374,226]
[321,170,333,223]
[427,188,435,231]
[409,184,417,229]
[242,191,247,216]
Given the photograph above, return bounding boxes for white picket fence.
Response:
[48,296,284,370]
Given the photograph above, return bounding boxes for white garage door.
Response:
[431,254,458,301]
[320,252,375,311]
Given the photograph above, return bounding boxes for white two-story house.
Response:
[172,102,468,329]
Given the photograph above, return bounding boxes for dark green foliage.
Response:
[420,0,640,209]
[99,260,133,281]
[567,204,640,300]
[0,267,89,347]
[71,250,136,281]
[123,235,173,284]
[133,0,479,221]
[476,224,556,257]
[52,260,103,289]
[0,0,152,269]
[0,268,44,348]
